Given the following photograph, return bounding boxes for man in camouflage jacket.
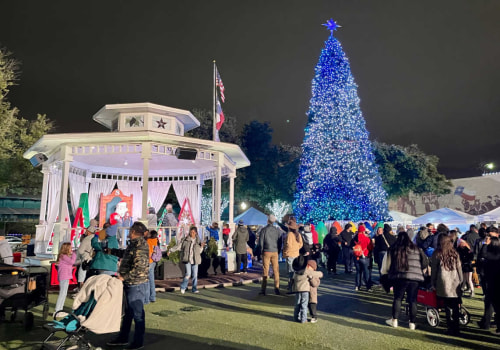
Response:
[107,222,149,350]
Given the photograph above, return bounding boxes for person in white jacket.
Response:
[77,220,98,288]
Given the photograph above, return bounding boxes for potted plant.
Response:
[199,238,225,277]
[156,238,185,279]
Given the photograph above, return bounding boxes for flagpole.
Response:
[213,60,217,141]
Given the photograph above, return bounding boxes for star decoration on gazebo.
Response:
[157,118,167,129]
[323,19,341,34]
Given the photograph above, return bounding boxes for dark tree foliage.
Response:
[372,141,452,199]
[186,108,240,144]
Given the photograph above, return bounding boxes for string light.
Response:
[293,23,390,223]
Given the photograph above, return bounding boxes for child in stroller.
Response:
[42,274,123,350]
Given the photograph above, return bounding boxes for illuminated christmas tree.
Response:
[294,19,390,223]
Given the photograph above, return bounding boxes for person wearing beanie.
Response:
[306,260,323,323]
[232,221,249,274]
[323,226,341,274]
[76,220,99,289]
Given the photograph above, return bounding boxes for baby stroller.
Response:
[416,288,470,327]
[0,263,50,330]
[42,274,123,350]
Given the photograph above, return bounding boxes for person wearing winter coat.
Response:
[88,229,119,279]
[0,236,13,265]
[107,221,150,349]
[146,230,160,303]
[170,226,204,294]
[484,236,500,335]
[306,260,323,323]
[323,226,341,274]
[374,224,396,272]
[456,239,475,297]
[259,215,284,295]
[206,222,220,241]
[232,221,249,274]
[77,219,98,288]
[292,256,322,323]
[340,223,354,273]
[146,207,158,230]
[283,222,303,293]
[384,231,427,330]
[431,234,464,336]
[352,225,374,291]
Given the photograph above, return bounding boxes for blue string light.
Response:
[293,22,391,223]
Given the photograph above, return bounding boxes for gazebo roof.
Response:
[92,102,200,132]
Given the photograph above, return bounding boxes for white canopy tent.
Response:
[478,206,500,222]
[412,207,477,232]
[388,210,416,225]
[24,103,250,255]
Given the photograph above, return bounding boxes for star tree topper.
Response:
[322,19,341,34]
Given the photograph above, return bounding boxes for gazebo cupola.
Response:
[92,103,200,135]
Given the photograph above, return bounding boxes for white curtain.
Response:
[88,178,116,220]
[148,181,172,217]
[117,180,143,221]
[44,170,62,242]
[172,181,199,224]
[69,172,88,215]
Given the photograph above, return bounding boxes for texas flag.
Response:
[454,186,476,201]
[216,99,225,130]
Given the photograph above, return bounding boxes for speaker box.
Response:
[29,153,48,167]
[175,148,197,160]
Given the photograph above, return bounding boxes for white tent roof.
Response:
[413,207,477,225]
[478,206,500,222]
[388,210,416,223]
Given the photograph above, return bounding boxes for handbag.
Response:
[81,259,92,271]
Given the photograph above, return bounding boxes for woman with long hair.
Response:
[431,234,463,335]
[385,231,427,329]
[55,242,76,317]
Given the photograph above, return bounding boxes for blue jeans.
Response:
[342,246,354,272]
[294,292,309,322]
[55,279,69,312]
[147,262,156,303]
[180,263,199,292]
[286,257,295,292]
[355,257,372,289]
[117,282,147,347]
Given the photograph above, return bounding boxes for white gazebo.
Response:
[23,103,250,256]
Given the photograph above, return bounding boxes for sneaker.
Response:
[258,290,266,296]
[106,339,129,346]
[274,288,280,295]
[409,322,416,330]
[180,288,186,294]
[386,318,398,328]
[192,290,199,294]
[310,318,318,323]
[354,287,359,291]
[234,272,241,275]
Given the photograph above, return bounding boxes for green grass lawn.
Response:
[0,265,499,350]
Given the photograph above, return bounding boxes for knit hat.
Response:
[303,224,311,233]
[358,225,366,234]
[383,224,392,232]
[238,219,244,225]
[307,260,317,271]
[292,255,308,272]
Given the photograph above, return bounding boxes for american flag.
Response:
[216,98,225,130]
[216,68,225,102]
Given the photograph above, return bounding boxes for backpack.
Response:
[353,243,364,258]
[151,245,162,262]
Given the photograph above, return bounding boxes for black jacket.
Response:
[340,230,353,248]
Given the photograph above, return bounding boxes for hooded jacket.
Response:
[232,225,249,255]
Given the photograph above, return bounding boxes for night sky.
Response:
[1,1,499,179]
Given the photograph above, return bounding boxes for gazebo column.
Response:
[54,147,72,257]
[141,142,152,221]
[197,176,203,225]
[213,153,223,223]
[39,165,50,223]
[228,172,236,224]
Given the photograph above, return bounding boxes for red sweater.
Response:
[356,233,373,257]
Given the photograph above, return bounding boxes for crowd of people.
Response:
[11,211,499,348]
